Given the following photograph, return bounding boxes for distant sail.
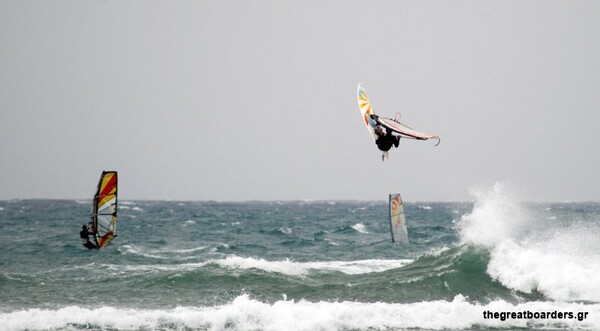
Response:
[91,171,118,248]
[389,194,408,244]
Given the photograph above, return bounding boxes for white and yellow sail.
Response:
[389,193,408,244]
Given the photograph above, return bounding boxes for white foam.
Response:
[120,244,166,259]
[458,183,600,302]
[488,225,600,302]
[120,244,209,260]
[2,295,598,331]
[212,256,411,276]
[351,223,369,234]
[279,227,292,234]
[424,246,451,257]
[168,246,208,254]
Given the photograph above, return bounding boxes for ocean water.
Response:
[1,186,599,330]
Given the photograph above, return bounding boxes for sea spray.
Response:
[458,183,533,247]
[457,183,600,302]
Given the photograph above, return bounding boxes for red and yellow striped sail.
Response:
[91,171,118,248]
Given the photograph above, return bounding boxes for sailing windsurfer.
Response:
[80,224,97,250]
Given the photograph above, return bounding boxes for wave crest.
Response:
[457,183,600,302]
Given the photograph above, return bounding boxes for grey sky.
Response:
[1,1,598,202]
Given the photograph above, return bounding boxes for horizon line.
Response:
[1,198,598,204]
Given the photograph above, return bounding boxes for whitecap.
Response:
[212,256,411,276]
[351,223,369,234]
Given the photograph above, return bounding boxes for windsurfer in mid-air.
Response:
[357,84,440,161]
[371,114,400,160]
[80,224,97,250]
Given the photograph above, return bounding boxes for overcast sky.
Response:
[1,1,598,202]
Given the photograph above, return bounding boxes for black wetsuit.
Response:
[80,228,97,250]
[375,129,400,151]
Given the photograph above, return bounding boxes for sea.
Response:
[1,186,599,330]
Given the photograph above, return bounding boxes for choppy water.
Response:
[1,186,599,330]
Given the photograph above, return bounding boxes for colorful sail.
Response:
[357,83,379,141]
[91,171,118,248]
[389,193,408,244]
